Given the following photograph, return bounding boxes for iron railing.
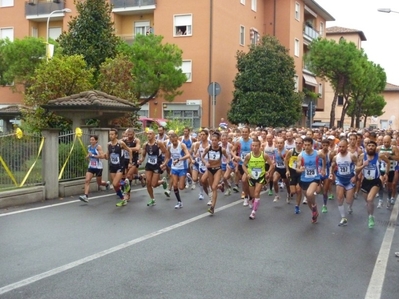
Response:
[25,1,65,16]
[111,0,156,9]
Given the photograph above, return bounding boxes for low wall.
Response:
[58,179,102,198]
[0,186,45,209]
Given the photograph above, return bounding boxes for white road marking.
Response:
[0,199,242,295]
[0,188,146,217]
[365,195,399,299]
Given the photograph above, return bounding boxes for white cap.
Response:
[328,135,335,140]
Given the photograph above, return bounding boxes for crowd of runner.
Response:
[79,125,399,229]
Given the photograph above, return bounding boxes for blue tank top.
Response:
[362,153,380,180]
[239,138,253,165]
[181,137,193,151]
[274,148,286,169]
[300,150,320,182]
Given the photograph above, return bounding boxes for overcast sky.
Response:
[316,0,399,85]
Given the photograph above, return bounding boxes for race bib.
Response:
[276,161,285,168]
[148,155,157,165]
[90,159,98,168]
[364,168,376,180]
[124,150,130,159]
[292,161,297,169]
[110,153,120,165]
[241,152,247,160]
[304,168,316,178]
[210,151,221,161]
[195,157,201,164]
[338,165,350,175]
[251,168,261,179]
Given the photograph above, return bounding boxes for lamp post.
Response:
[46,8,72,61]
[377,8,399,14]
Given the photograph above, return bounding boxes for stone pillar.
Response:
[42,128,60,200]
[92,128,110,182]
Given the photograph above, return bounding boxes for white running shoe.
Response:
[377,200,383,209]
[249,199,253,209]
[191,183,196,190]
[198,194,204,200]
[243,197,249,206]
[249,211,256,220]
[224,188,231,196]
[207,200,212,206]
[174,202,183,209]
[302,197,308,205]
[273,196,280,203]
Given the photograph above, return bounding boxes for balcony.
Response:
[25,0,65,21]
[111,0,156,15]
[303,25,319,41]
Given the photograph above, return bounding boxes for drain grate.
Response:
[376,220,399,227]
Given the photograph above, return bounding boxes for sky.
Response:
[315,0,399,86]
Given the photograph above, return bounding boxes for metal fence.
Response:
[0,132,43,191]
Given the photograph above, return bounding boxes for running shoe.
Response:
[147,199,156,206]
[79,195,89,203]
[208,206,214,215]
[348,206,353,215]
[162,177,168,189]
[249,199,253,209]
[268,189,273,196]
[116,199,127,207]
[164,190,171,198]
[321,205,327,213]
[191,183,196,190]
[377,200,383,209]
[328,194,334,200]
[311,206,319,223]
[241,191,245,199]
[198,194,204,200]
[368,215,375,229]
[354,192,358,199]
[273,195,280,203]
[185,183,189,189]
[395,252,399,258]
[386,199,391,209]
[243,197,249,206]
[338,217,348,226]
[105,181,111,190]
[174,202,183,209]
[209,191,213,199]
[124,179,131,193]
[302,197,308,205]
[295,205,300,214]
[232,186,239,193]
[390,197,395,206]
[207,200,212,206]
[224,188,232,196]
[286,194,290,204]
[249,211,256,220]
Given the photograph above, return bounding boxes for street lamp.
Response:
[377,8,399,14]
[46,8,72,61]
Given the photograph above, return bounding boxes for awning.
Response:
[303,73,318,87]
[163,104,200,111]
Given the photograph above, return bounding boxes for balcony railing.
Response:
[25,1,65,16]
[303,25,319,40]
[111,0,156,9]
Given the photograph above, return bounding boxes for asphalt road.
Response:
[0,183,398,299]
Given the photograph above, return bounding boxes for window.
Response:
[163,105,201,128]
[0,0,14,7]
[318,83,323,97]
[294,39,299,56]
[337,95,344,106]
[294,75,299,92]
[319,22,324,36]
[250,28,259,45]
[135,21,151,36]
[251,0,257,11]
[239,25,245,46]
[240,0,245,5]
[295,2,300,21]
[180,60,192,82]
[174,14,192,36]
[48,27,61,40]
[0,27,13,41]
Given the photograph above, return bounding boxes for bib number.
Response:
[251,168,261,179]
[90,159,98,168]
[338,166,350,175]
[276,161,285,168]
[110,153,120,165]
[148,155,157,165]
[305,168,316,178]
[364,168,376,180]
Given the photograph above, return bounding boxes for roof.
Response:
[305,0,335,22]
[43,90,139,111]
[326,26,367,41]
[0,104,29,116]
[384,83,399,91]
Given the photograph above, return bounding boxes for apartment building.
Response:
[0,0,333,129]
[316,26,399,130]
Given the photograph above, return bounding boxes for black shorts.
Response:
[87,168,103,177]
[249,176,266,187]
[265,163,271,172]
[299,179,320,190]
[238,165,245,176]
[361,178,382,193]
[207,167,221,175]
[109,165,124,174]
[289,168,301,186]
[275,168,287,179]
[388,171,395,183]
[145,163,163,174]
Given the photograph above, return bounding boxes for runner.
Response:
[192,129,211,201]
[242,138,274,219]
[138,129,168,207]
[355,141,390,228]
[220,132,234,195]
[79,135,109,203]
[296,137,326,224]
[262,133,276,196]
[180,127,195,189]
[318,139,333,213]
[104,129,133,207]
[285,137,303,214]
[272,137,290,203]
[164,133,191,209]
[329,139,357,226]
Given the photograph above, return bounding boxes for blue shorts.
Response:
[335,179,355,191]
[221,161,234,171]
[192,162,199,172]
[167,159,172,168]
[171,168,187,177]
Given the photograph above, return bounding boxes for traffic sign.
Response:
[207,82,221,97]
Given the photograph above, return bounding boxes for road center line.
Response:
[365,194,399,299]
[0,199,242,295]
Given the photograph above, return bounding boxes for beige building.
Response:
[0,0,334,129]
[315,26,399,130]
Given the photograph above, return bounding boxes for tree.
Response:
[0,37,46,90]
[305,38,364,128]
[347,94,386,128]
[227,35,302,127]
[23,55,94,131]
[58,0,120,74]
[117,34,187,105]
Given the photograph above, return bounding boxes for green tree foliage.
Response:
[23,55,94,131]
[347,94,386,128]
[227,35,302,127]
[58,0,120,74]
[117,34,187,105]
[305,38,365,127]
[0,37,46,90]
